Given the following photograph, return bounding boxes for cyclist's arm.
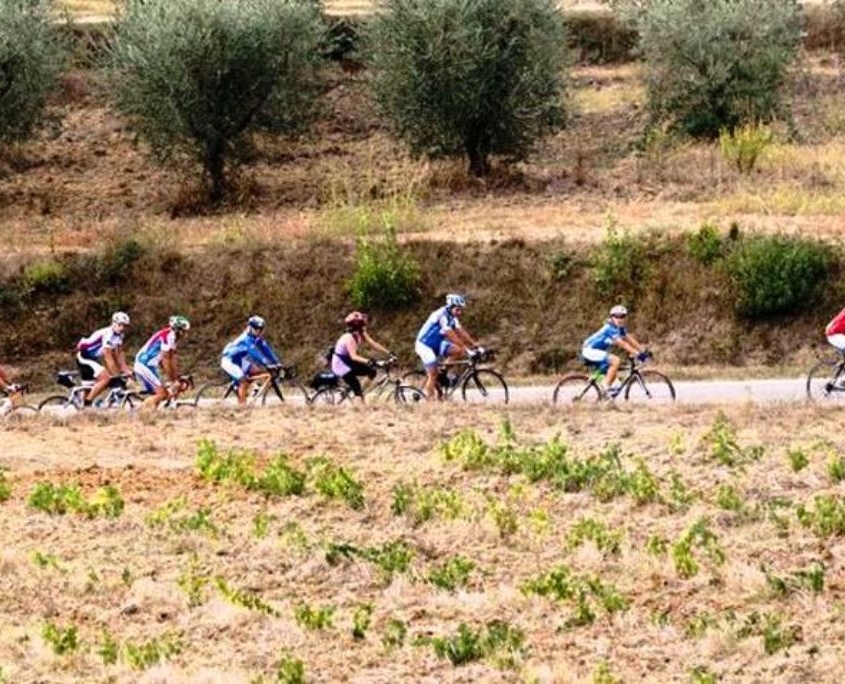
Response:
[116,347,133,375]
[454,326,478,349]
[102,347,122,375]
[161,349,179,383]
[616,335,643,356]
[361,331,390,356]
[253,339,280,367]
[444,328,471,355]
[345,334,370,364]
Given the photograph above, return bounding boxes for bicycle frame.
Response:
[433,350,496,398]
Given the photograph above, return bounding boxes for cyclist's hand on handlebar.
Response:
[636,350,652,363]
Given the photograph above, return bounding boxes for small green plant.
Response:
[146,497,217,535]
[347,222,420,310]
[23,259,70,295]
[0,468,11,502]
[427,621,525,668]
[352,603,373,640]
[28,482,124,518]
[567,518,623,556]
[521,565,629,625]
[687,222,725,265]
[253,511,275,539]
[391,481,465,525]
[485,496,519,538]
[796,494,845,537]
[715,484,744,512]
[719,123,773,173]
[255,456,306,498]
[646,534,669,556]
[31,551,64,572]
[689,666,718,684]
[704,411,763,467]
[274,652,306,684]
[382,618,407,650]
[827,455,845,483]
[215,577,280,617]
[787,448,809,472]
[307,456,365,511]
[592,222,653,300]
[178,556,209,608]
[592,660,619,684]
[427,556,475,592]
[686,612,718,638]
[668,471,696,511]
[97,630,119,665]
[671,518,726,579]
[293,603,335,630]
[42,622,79,655]
[765,563,824,598]
[196,439,255,485]
[124,634,181,670]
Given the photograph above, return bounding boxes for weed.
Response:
[178,555,209,608]
[440,430,496,471]
[715,484,744,512]
[41,622,79,655]
[592,660,619,684]
[567,518,622,556]
[274,652,306,684]
[216,577,280,617]
[352,603,373,640]
[294,603,335,630]
[764,563,824,598]
[23,259,70,295]
[255,456,306,497]
[686,612,718,638]
[196,439,255,485]
[382,618,407,650]
[668,471,695,511]
[124,634,181,670]
[719,123,773,174]
[486,496,519,538]
[427,621,525,668]
[627,458,661,505]
[827,455,845,483]
[427,556,475,592]
[787,448,809,472]
[687,222,725,266]
[521,565,628,625]
[0,468,11,502]
[146,497,217,536]
[592,220,655,300]
[548,248,575,281]
[689,666,718,684]
[704,411,763,467]
[28,482,124,518]
[308,456,365,511]
[347,222,420,310]
[253,511,275,539]
[121,567,133,587]
[646,534,669,556]
[391,481,465,525]
[97,630,119,665]
[279,522,309,552]
[671,518,726,579]
[797,494,845,537]
[31,551,65,572]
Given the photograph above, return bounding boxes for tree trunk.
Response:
[205,138,226,205]
[466,139,490,178]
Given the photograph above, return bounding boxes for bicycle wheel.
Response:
[461,369,509,404]
[394,384,425,404]
[261,380,311,407]
[310,386,347,405]
[194,380,237,408]
[3,404,38,422]
[806,359,845,401]
[624,370,676,403]
[38,394,79,417]
[552,373,601,403]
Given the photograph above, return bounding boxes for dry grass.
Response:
[1,401,844,682]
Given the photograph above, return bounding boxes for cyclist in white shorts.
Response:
[75,311,134,406]
[134,315,191,408]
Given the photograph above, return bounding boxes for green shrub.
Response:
[635,0,801,138]
[592,224,653,300]
[23,260,70,295]
[0,469,11,503]
[347,223,420,310]
[108,0,324,203]
[719,122,773,174]
[687,223,725,266]
[724,234,832,319]
[0,1,66,150]
[367,0,569,177]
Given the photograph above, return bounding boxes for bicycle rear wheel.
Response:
[552,373,601,403]
[624,370,676,403]
[3,404,38,422]
[806,359,845,401]
[310,387,347,405]
[38,395,79,417]
[262,381,311,407]
[194,380,237,408]
[394,384,425,404]
[461,369,509,404]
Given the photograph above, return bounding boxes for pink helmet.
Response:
[344,311,368,330]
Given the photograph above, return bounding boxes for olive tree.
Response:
[367,0,569,177]
[634,0,801,138]
[0,0,66,148]
[108,0,325,204]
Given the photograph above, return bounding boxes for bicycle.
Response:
[193,364,311,408]
[403,348,509,403]
[310,356,424,405]
[124,374,197,410]
[0,385,38,420]
[806,348,845,401]
[553,352,675,404]
[38,371,137,415]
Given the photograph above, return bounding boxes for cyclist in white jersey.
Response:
[415,293,479,400]
[75,311,133,406]
[134,315,191,408]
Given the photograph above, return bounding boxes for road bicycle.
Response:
[552,352,675,404]
[403,348,509,403]
[310,356,424,405]
[193,364,311,408]
[806,348,845,401]
[0,385,38,420]
[38,371,136,415]
[124,374,197,410]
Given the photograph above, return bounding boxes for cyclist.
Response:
[76,311,134,406]
[221,315,282,405]
[134,315,191,408]
[0,363,22,396]
[825,306,845,352]
[415,293,480,400]
[581,304,648,398]
[330,311,391,401]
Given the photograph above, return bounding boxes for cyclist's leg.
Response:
[415,340,439,400]
[581,348,612,391]
[134,361,167,408]
[221,356,249,405]
[78,353,109,404]
[341,370,365,400]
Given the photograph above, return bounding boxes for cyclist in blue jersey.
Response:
[415,293,479,400]
[581,305,648,398]
[134,315,191,408]
[221,315,282,405]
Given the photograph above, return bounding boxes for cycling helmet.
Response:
[445,293,467,309]
[112,311,131,326]
[169,315,190,331]
[248,315,266,330]
[344,311,368,330]
[609,305,628,317]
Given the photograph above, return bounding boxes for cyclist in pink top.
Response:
[825,306,845,351]
[330,311,391,400]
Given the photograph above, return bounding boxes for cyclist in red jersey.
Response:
[825,307,845,351]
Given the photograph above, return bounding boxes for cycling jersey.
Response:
[583,320,626,352]
[416,306,461,352]
[136,327,177,368]
[221,330,280,368]
[76,325,124,359]
[331,331,361,377]
[826,308,845,336]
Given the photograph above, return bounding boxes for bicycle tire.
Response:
[461,369,509,404]
[194,380,236,408]
[3,404,38,421]
[394,384,425,404]
[38,394,79,416]
[806,359,845,401]
[552,373,601,403]
[261,380,312,407]
[402,369,447,400]
[310,386,347,405]
[624,370,676,402]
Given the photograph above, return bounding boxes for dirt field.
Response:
[2,401,845,682]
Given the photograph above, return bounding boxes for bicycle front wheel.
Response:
[552,373,601,403]
[624,370,676,403]
[38,395,79,417]
[461,369,509,404]
[310,387,347,405]
[194,380,237,408]
[806,359,845,401]
[3,404,38,422]
[394,384,425,404]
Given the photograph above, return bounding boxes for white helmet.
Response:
[112,311,131,326]
[445,293,467,308]
[609,305,628,317]
[248,315,266,330]
[169,315,190,331]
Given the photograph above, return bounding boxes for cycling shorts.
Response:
[828,334,845,351]
[221,356,251,384]
[134,361,162,393]
[76,352,105,382]
[415,340,452,369]
[581,347,610,372]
